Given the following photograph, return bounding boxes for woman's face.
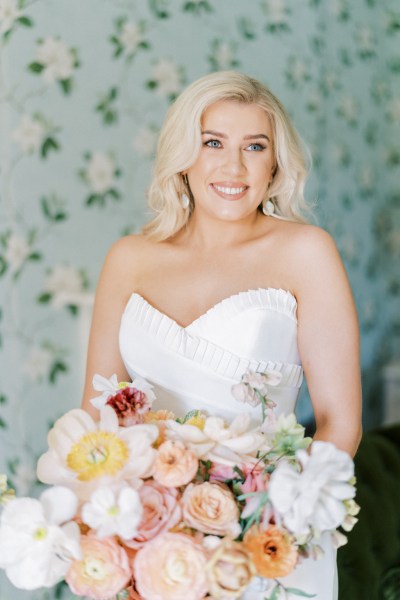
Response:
[185,100,276,222]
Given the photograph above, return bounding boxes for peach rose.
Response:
[133,532,208,600]
[66,534,131,599]
[206,539,256,598]
[182,482,241,537]
[243,524,298,578]
[123,480,181,549]
[153,440,198,487]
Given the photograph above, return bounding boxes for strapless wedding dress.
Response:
[119,287,338,599]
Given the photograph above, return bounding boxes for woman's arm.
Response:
[292,226,362,458]
[80,236,139,419]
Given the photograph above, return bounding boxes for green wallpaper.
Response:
[0,2,399,596]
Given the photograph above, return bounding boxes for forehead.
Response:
[201,100,272,134]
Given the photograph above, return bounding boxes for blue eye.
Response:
[247,143,265,151]
[205,139,221,148]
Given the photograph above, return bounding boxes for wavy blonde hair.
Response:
[141,71,316,241]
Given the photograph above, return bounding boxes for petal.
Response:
[100,404,120,431]
[40,486,78,525]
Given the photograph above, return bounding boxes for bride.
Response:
[81,70,362,599]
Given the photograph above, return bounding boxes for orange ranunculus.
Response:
[243,524,298,578]
[153,439,198,487]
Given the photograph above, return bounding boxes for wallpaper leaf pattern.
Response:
[0,1,399,597]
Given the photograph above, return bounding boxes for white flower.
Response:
[269,441,356,537]
[23,346,53,382]
[262,0,287,24]
[12,462,37,496]
[0,486,81,590]
[86,152,116,194]
[338,95,358,123]
[214,42,234,69]
[232,368,281,408]
[288,58,308,84]
[37,406,159,501]
[387,98,400,124]
[90,373,156,411]
[82,486,143,539]
[119,21,143,53]
[44,264,84,308]
[151,58,182,97]
[36,37,74,84]
[166,413,265,466]
[4,233,30,272]
[132,125,158,158]
[356,26,375,55]
[12,115,44,153]
[0,0,23,34]
[358,165,374,192]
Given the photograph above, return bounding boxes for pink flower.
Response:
[133,533,208,600]
[209,464,236,482]
[241,466,269,496]
[66,534,132,599]
[123,480,181,549]
[106,386,153,426]
[153,440,198,487]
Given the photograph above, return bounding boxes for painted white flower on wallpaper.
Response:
[12,114,44,153]
[39,264,88,312]
[80,151,121,206]
[28,36,80,94]
[22,346,53,382]
[111,16,150,60]
[148,58,184,99]
[0,0,23,34]
[4,234,30,273]
[132,125,159,158]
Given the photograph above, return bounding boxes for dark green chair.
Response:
[338,424,400,599]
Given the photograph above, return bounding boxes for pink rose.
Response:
[209,463,236,482]
[66,534,131,599]
[106,386,152,426]
[241,466,269,496]
[133,533,208,600]
[123,480,181,549]
[182,482,241,537]
[153,440,198,487]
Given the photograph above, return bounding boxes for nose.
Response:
[221,147,246,176]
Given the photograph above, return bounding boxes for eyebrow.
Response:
[201,130,271,142]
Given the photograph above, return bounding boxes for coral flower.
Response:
[182,482,241,537]
[133,532,208,600]
[153,440,198,487]
[66,534,132,599]
[243,524,298,578]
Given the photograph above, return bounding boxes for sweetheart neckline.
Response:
[125,287,297,331]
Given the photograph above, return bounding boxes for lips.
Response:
[210,182,249,200]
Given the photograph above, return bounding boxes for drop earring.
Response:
[262,198,275,216]
[181,174,190,209]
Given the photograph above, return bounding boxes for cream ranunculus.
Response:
[37,406,159,501]
[166,413,265,467]
[269,441,356,536]
[134,533,208,600]
[0,486,81,589]
[182,482,241,538]
[206,539,255,598]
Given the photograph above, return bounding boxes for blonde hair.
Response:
[141,71,316,241]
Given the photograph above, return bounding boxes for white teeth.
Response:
[213,185,246,195]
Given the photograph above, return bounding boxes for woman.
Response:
[81,71,362,599]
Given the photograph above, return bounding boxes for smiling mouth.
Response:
[210,183,249,200]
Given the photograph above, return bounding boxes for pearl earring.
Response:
[262,198,275,216]
[181,173,190,209]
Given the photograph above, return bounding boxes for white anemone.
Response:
[37,406,159,501]
[0,486,81,589]
[81,486,143,539]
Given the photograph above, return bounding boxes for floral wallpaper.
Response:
[0,0,399,596]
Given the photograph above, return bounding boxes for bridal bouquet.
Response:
[0,369,359,600]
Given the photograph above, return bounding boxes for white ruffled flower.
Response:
[37,406,159,501]
[86,152,116,194]
[82,486,143,539]
[119,21,142,53]
[232,368,281,408]
[269,441,356,537]
[36,37,74,84]
[4,233,30,272]
[151,58,182,97]
[0,486,81,590]
[44,264,84,308]
[90,373,156,411]
[166,413,265,466]
[12,115,44,153]
[23,346,53,382]
[0,0,23,33]
[132,125,158,158]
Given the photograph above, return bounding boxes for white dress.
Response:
[119,287,338,599]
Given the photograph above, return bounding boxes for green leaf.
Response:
[59,78,72,95]
[267,584,280,600]
[41,137,60,158]
[49,361,68,384]
[0,256,7,276]
[0,395,7,405]
[17,16,33,27]
[28,252,42,261]
[37,292,52,303]
[28,61,44,73]
[0,417,6,429]
[67,304,79,316]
